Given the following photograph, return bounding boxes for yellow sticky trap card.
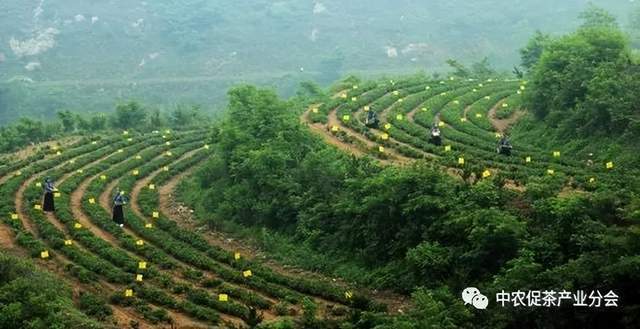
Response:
[495,133,502,138]
[34,204,42,210]
[135,155,142,160]
[54,192,61,198]
[352,85,359,90]
[132,170,139,176]
[118,149,124,153]
[162,135,167,139]
[421,107,428,112]
[482,170,491,178]
[517,90,522,95]
[56,151,62,156]
[384,123,392,130]
[553,151,561,157]
[438,121,445,127]
[345,291,353,299]
[331,125,339,132]
[342,115,350,122]
[15,171,22,176]
[351,97,357,102]
[127,138,133,142]
[77,169,84,174]
[152,211,159,218]
[396,114,403,121]
[476,113,483,118]
[149,184,155,190]
[453,100,460,105]
[460,117,467,122]
[64,240,73,246]
[136,274,143,282]
[484,96,491,100]
[145,223,153,228]
[440,92,447,96]
[165,141,171,146]
[36,182,42,187]
[74,223,83,229]
[473,88,478,92]
[458,157,465,165]
[378,146,385,153]
[398,98,404,103]
[11,213,19,220]
[589,177,596,183]
[425,86,431,90]
[547,169,555,175]
[444,145,452,152]
[340,93,348,99]
[138,261,147,269]
[219,294,229,302]
[123,131,129,135]
[88,198,96,204]
[136,240,144,246]
[91,141,98,145]
[234,252,241,261]
[525,156,532,163]
[124,289,133,297]
[243,270,252,278]
[606,162,614,169]
[100,175,107,180]
[204,144,210,149]
[163,166,169,172]
[502,103,509,108]
[392,90,400,96]
[478,83,484,87]
[165,151,173,157]
[40,250,49,259]
[520,85,526,90]
[381,133,389,141]
[165,129,171,134]
[363,106,370,112]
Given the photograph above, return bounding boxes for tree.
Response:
[446,59,471,78]
[519,31,551,71]
[56,110,76,132]
[112,101,147,129]
[579,4,619,30]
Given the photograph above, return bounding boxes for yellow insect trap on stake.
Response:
[149,184,155,190]
[363,106,370,112]
[36,182,42,187]
[438,121,445,127]
[138,262,147,270]
[444,145,452,152]
[589,177,596,183]
[553,151,561,157]
[100,175,107,180]
[460,117,467,122]
[606,162,614,169]
[135,155,142,160]
[165,141,171,146]
[34,204,42,210]
[88,198,96,204]
[526,156,532,163]
[118,149,124,153]
[136,240,144,246]
[145,223,153,228]
[40,250,49,259]
[353,85,359,90]
[243,270,253,278]
[163,166,169,172]
[476,113,483,118]
[15,171,22,176]
[396,114,403,121]
[351,97,357,102]
[204,144,210,149]
[547,169,555,175]
[64,240,73,246]
[502,103,509,108]
[378,146,385,153]
[219,294,229,302]
[91,141,98,145]
[54,192,61,198]
[342,115,350,122]
[74,223,82,229]
[384,123,392,130]
[458,157,465,165]
[152,212,159,219]
[136,274,143,282]
[393,90,400,96]
[381,133,389,141]
[132,170,139,176]
[77,169,83,174]
[124,289,133,297]
[331,125,339,132]
[11,213,18,220]
[482,170,491,178]
[345,291,353,299]
[234,252,241,261]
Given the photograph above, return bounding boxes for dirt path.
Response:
[0,224,16,250]
[488,100,524,133]
[300,107,368,158]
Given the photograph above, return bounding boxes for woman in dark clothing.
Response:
[112,189,128,227]
[42,177,56,212]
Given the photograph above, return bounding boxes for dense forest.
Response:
[1,3,639,329]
